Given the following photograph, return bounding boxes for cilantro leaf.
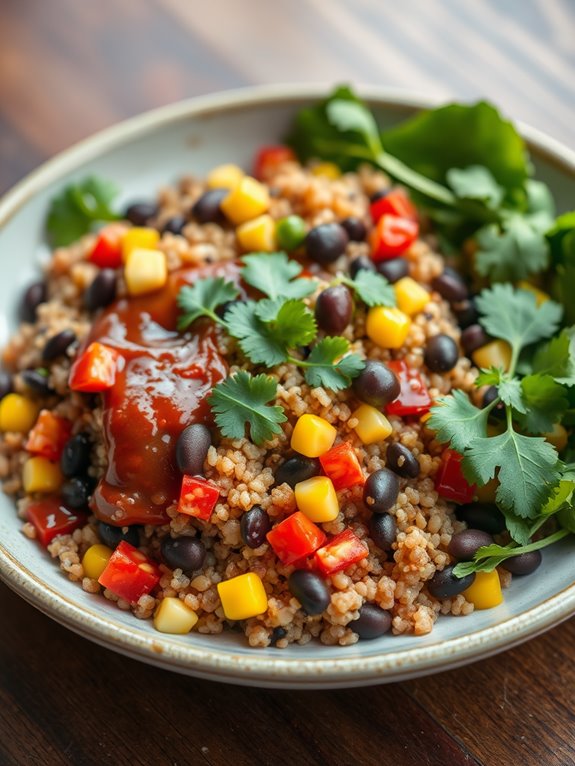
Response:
[46,176,120,246]
[542,479,575,516]
[532,329,575,386]
[301,337,364,391]
[491,373,525,412]
[241,252,315,300]
[558,504,575,534]
[177,278,239,330]
[208,371,286,446]
[499,510,533,546]
[427,390,489,453]
[446,165,503,209]
[343,271,396,307]
[259,299,317,348]
[226,302,288,366]
[516,374,568,434]
[325,98,383,158]
[547,212,575,323]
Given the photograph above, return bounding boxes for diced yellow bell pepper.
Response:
[236,214,277,252]
[472,340,512,372]
[366,306,411,349]
[0,394,39,433]
[294,476,339,523]
[291,414,337,458]
[122,227,160,262]
[352,404,393,445]
[124,248,167,296]
[22,456,63,494]
[310,162,341,180]
[475,476,499,503]
[154,597,199,634]
[394,277,430,316]
[220,177,270,225]
[82,544,113,580]
[217,572,268,620]
[544,422,568,452]
[517,280,549,306]
[206,163,245,190]
[463,569,503,610]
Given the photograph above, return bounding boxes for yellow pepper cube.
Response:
[310,162,341,180]
[121,227,160,262]
[394,277,430,316]
[236,214,277,252]
[220,176,270,225]
[463,570,503,610]
[0,394,39,433]
[295,476,339,523]
[206,163,245,190]
[472,340,512,372]
[366,306,411,349]
[291,414,337,458]
[544,423,568,452]
[352,404,393,445]
[217,572,268,621]
[475,476,499,503]
[125,248,167,296]
[82,544,113,580]
[22,456,63,494]
[517,280,549,306]
[154,597,199,634]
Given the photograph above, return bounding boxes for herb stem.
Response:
[375,152,457,207]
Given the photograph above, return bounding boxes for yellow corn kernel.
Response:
[310,162,341,180]
[352,404,393,445]
[544,422,568,452]
[394,277,430,316]
[366,306,411,349]
[122,227,160,262]
[472,340,512,372]
[0,394,39,433]
[154,597,199,634]
[206,163,245,190]
[217,572,268,620]
[517,280,549,306]
[290,414,337,458]
[220,176,270,225]
[82,544,113,580]
[124,248,167,296]
[475,476,499,503]
[295,476,339,523]
[463,570,503,610]
[22,456,63,494]
[236,214,277,252]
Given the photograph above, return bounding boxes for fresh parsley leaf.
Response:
[241,252,315,300]
[342,271,396,307]
[226,302,288,366]
[446,165,503,209]
[208,371,286,446]
[516,373,568,434]
[46,176,120,246]
[532,329,575,386]
[427,390,490,453]
[542,479,575,516]
[300,337,364,391]
[177,278,239,330]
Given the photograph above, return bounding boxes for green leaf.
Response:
[498,376,525,412]
[46,176,120,246]
[262,299,317,348]
[325,99,382,157]
[546,210,575,263]
[301,337,365,391]
[226,302,288,366]
[344,271,396,307]
[500,510,533,546]
[557,504,575,534]
[516,374,568,434]
[542,479,575,515]
[208,371,287,446]
[177,277,240,330]
[547,212,575,323]
[446,165,503,209]
[532,329,575,386]
[241,252,316,300]
[427,390,489,453]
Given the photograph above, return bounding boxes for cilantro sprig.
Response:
[339,270,396,308]
[46,176,120,246]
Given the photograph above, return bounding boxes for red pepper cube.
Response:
[385,360,431,417]
[89,224,127,269]
[313,528,368,576]
[319,442,365,491]
[435,449,476,504]
[98,540,161,603]
[25,410,72,462]
[178,475,220,521]
[69,342,121,393]
[27,497,87,547]
[370,188,418,225]
[266,511,326,566]
[253,145,296,180]
[369,215,419,261]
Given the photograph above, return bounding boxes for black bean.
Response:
[175,424,212,476]
[0,371,13,400]
[21,282,47,323]
[305,223,349,265]
[482,386,506,418]
[431,267,468,303]
[502,550,542,576]
[124,202,158,226]
[60,433,92,478]
[191,189,227,224]
[162,215,186,235]
[349,255,376,279]
[351,603,392,640]
[352,360,400,408]
[270,627,287,645]
[85,269,117,312]
[340,216,367,242]
[448,529,494,561]
[61,478,91,509]
[314,285,354,334]
[21,369,53,396]
[386,442,420,479]
[161,536,206,572]
[428,565,475,599]
[240,506,271,549]
[377,257,409,284]
[369,189,388,203]
[42,329,76,362]
[275,456,320,488]
[424,334,459,373]
[363,469,400,514]
[368,513,397,551]
[461,324,489,355]
[98,522,141,549]
[455,503,506,535]
[453,298,479,329]
[288,570,330,616]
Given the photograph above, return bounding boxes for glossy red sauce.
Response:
[87,263,239,526]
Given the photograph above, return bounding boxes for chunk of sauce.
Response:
[87,263,238,526]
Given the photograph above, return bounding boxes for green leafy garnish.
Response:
[427,390,490,453]
[532,329,575,385]
[340,270,396,307]
[298,337,365,391]
[547,212,575,324]
[46,176,120,246]
[241,252,315,300]
[177,277,240,330]
[446,165,503,209]
[516,374,568,434]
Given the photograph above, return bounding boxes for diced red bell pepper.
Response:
[435,449,476,504]
[369,215,419,261]
[89,224,127,269]
[266,511,326,566]
[385,360,431,417]
[253,145,296,180]
[370,188,418,224]
[313,528,368,576]
[319,442,365,491]
[25,410,72,461]
[69,342,120,393]
[177,475,220,521]
[27,497,87,547]
[98,540,161,603]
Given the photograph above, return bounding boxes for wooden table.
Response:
[1,2,574,764]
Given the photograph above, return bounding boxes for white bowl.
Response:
[1,85,574,689]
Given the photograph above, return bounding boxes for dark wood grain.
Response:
[1,1,575,764]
